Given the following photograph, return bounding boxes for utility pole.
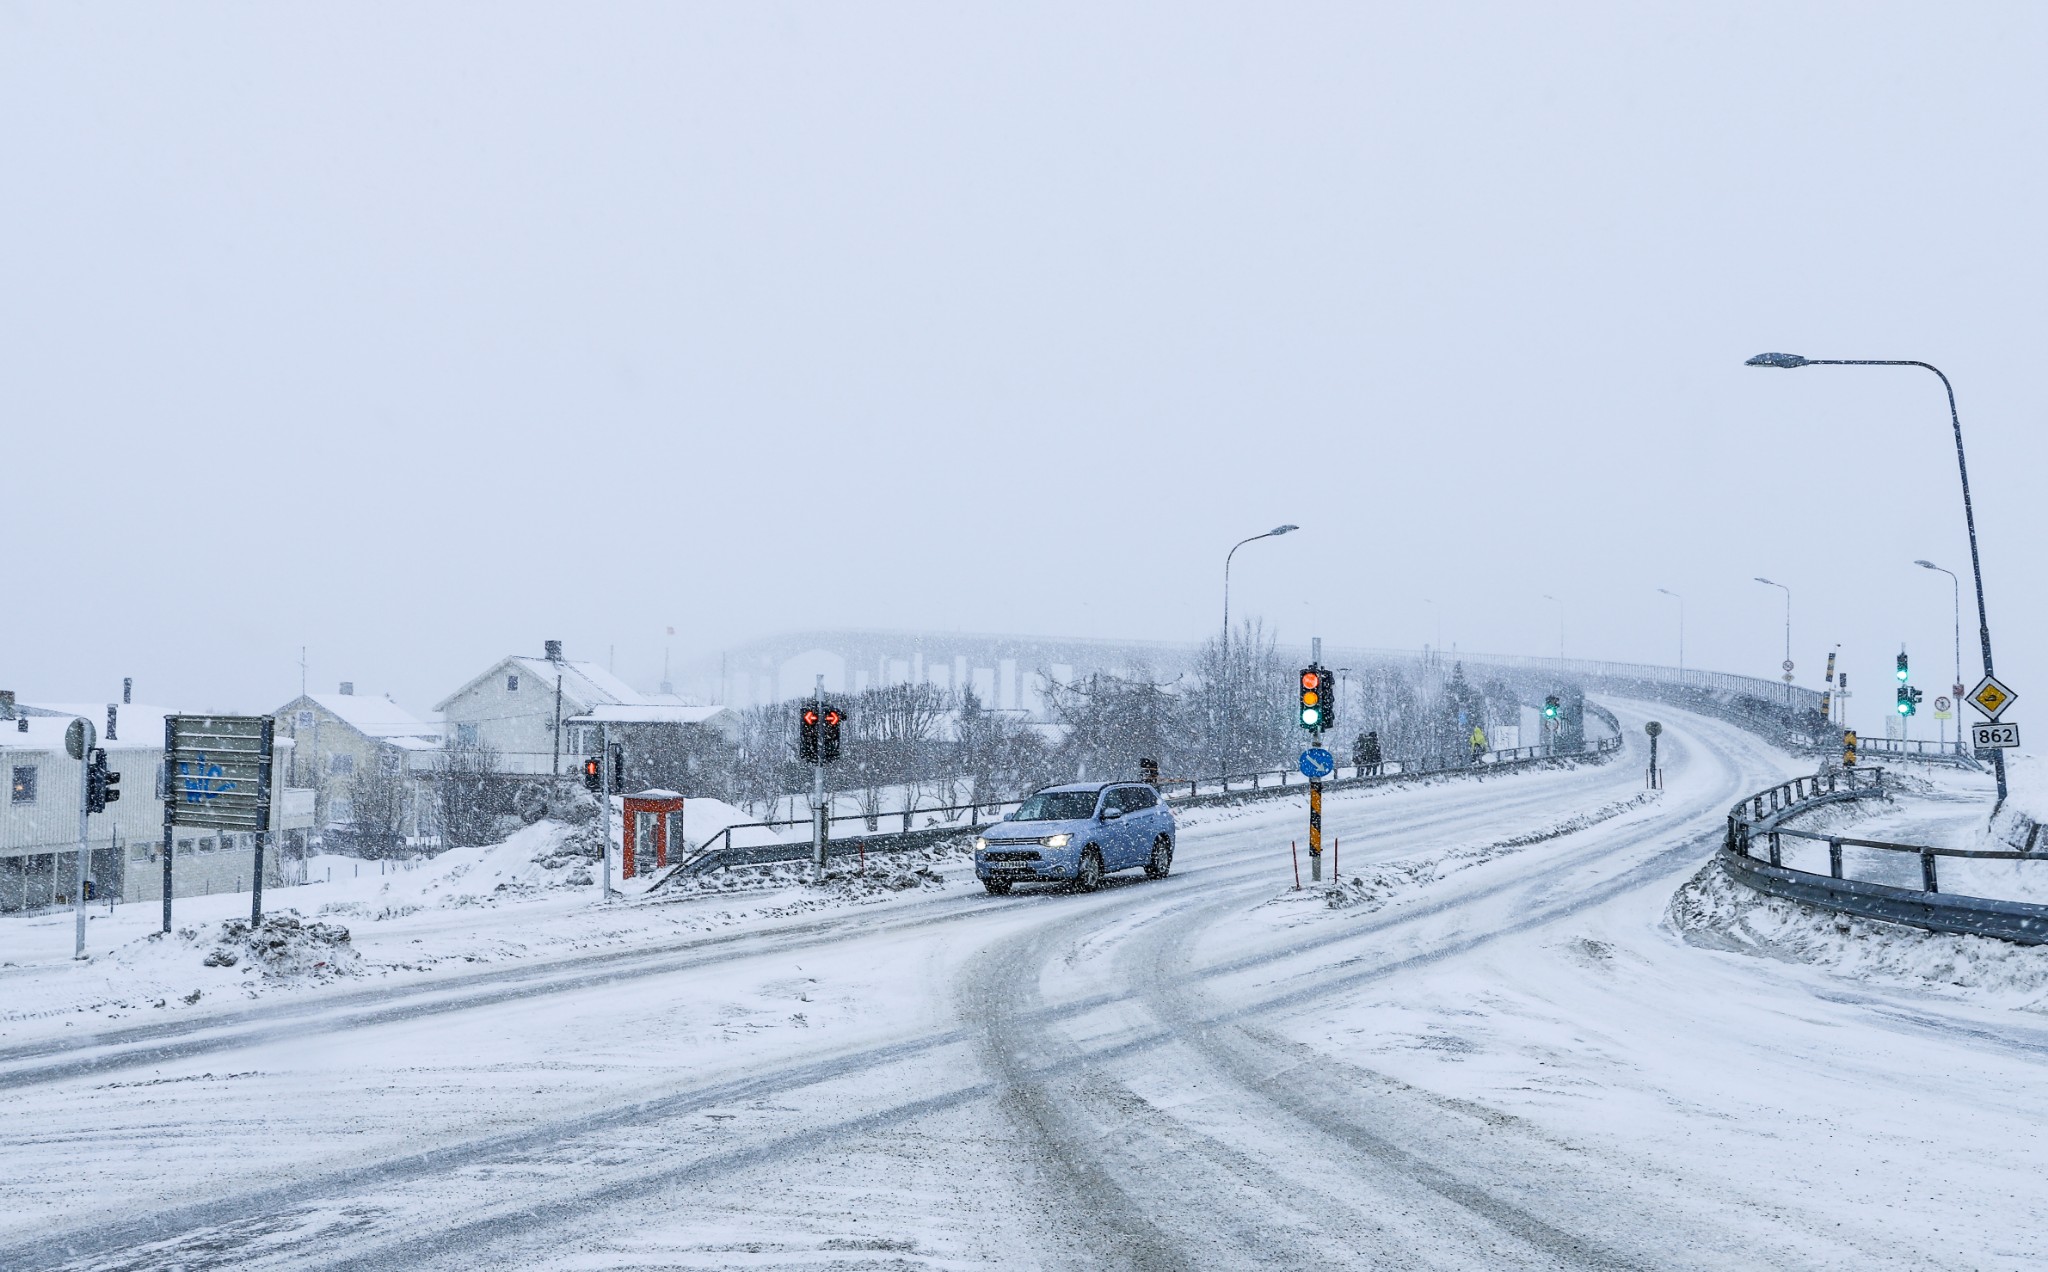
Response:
[600,721,614,900]
[811,673,827,885]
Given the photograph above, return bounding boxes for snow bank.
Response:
[1666,860,2048,1011]
[1984,753,2046,855]
[307,821,594,918]
[1305,791,1663,914]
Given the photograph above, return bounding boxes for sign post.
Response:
[67,718,94,959]
[1645,721,1663,789]
[162,716,275,932]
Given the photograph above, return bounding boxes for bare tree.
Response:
[437,737,505,848]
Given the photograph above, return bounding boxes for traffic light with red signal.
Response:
[1298,666,1332,733]
[801,702,848,764]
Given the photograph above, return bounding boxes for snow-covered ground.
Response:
[3,703,2045,1270]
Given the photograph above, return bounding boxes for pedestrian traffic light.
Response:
[1896,652,1909,683]
[85,748,120,814]
[582,755,602,792]
[1542,695,1561,721]
[1298,667,1330,732]
[821,705,845,764]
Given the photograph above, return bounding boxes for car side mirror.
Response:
[1101,807,1123,821]
[1000,812,1014,820]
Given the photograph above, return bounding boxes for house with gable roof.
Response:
[272,684,444,848]
[435,640,739,790]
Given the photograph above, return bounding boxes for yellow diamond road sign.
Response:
[1969,676,2016,719]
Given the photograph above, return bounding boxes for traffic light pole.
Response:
[811,674,827,886]
[600,722,614,901]
[74,725,91,960]
[1308,637,1323,884]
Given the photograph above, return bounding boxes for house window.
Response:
[198,837,216,853]
[507,674,520,692]
[176,837,193,856]
[296,711,314,728]
[456,724,480,746]
[329,753,356,777]
[10,766,35,804]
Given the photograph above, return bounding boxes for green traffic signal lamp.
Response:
[1896,653,1909,683]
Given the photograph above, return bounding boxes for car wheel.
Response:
[1145,834,1173,879]
[1073,847,1104,892]
[983,877,1012,895]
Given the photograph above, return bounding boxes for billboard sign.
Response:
[165,715,275,832]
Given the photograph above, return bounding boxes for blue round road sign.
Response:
[1299,747,1335,779]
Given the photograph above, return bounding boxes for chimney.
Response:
[122,677,132,705]
[544,639,563,663]
[106,704,118,742]
[339,682,354,696]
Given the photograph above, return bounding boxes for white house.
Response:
[1,700,315,913]
[435,642,739,789]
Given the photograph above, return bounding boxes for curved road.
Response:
[5,704,2043,1270]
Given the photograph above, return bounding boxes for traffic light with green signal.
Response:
[1542,695,1561,721]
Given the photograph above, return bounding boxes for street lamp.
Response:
[1754,577,1792,706]
[1219,524,1298,776]
[1223,525,1298,653]
[1656,588,1684,680]
[1915,559,1963,752]
[1747,352,2007,802]
[1540,595,1564,661]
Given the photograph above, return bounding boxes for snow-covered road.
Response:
[6,705,2044,1270]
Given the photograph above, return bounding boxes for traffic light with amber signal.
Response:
[1298,666,1331,733]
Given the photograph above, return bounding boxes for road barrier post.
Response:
[1291,840,1300,891]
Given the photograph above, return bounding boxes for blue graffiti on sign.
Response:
[179,753,237,804]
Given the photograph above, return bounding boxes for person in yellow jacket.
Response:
[1468,724,1488,763]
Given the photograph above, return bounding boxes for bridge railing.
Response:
[650,725,1625,886]
[1721,767,2048,944]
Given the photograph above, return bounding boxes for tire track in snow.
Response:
[16,723,1692,1270]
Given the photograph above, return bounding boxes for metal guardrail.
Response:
[1720,767,2048,945]
[1845,736,1986,770]
[649,725,1626,887]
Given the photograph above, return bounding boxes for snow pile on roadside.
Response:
[652,840,960,907]
[199,912,361,980]
[311,821,593,919]
[1666,860,2048,1011]
[1984,753,2045,853]
[1311,791,1663,913]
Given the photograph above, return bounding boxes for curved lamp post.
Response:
[1753,576,1792,706]
[1915,559,1963,752]
[1748,353,2006,801]
[1656,587,1684,679]
[1218,525,1298,775]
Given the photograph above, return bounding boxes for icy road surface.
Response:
[4,705,2045,1270]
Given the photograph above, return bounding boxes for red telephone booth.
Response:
[621,789,685,877]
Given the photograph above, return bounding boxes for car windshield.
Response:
[1011,790,1099,822]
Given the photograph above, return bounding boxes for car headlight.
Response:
[974,837,988,851]
[1044,833,1072,848]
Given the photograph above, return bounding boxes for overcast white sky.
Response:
[3,3,2042,734]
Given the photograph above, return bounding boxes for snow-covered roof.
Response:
[0,704,296,753]
[298,692,442,740]
[435,655,650,714]
[566,703,736,726]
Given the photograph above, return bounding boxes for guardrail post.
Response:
[1769,831,1781,867]
[1921,850,1939,893]
[1829,838,1843,879]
